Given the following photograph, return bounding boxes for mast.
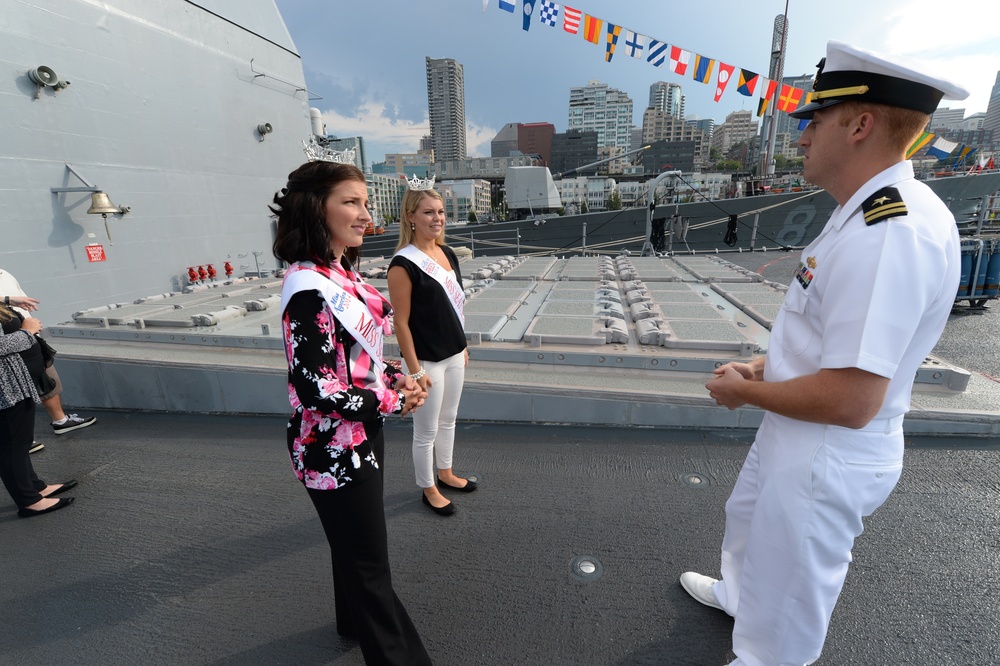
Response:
[760,2,789,178]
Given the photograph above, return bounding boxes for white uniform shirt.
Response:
[765,160,960,420]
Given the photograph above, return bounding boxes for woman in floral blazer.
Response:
[272,161,431,666]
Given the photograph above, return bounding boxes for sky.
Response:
[273,0,1000,164]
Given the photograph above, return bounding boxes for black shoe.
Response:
[18,496,75,518]
[47,480,78,497]
[421,493,456,516]
[437,477,478,493]
[29,441,44,454]
[52,414,97,435]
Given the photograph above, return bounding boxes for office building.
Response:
[930,108,967,131]
[491,123,520,158]
[549,129,599,177]
[382,150,434,178]
[426,56,467,161]
[641,109,710,170]
[518,122,555,166]
[711,110,758,162]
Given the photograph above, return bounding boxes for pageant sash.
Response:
[280,268,386,375]
[394,244,465,326]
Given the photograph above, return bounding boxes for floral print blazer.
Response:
[282,262,404,491]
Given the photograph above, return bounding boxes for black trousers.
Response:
[0,398,45,509]
[306,426,432,666]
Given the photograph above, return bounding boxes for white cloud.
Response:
[318,97,498,162]
[319,101,428,159]
[467,120,499,158]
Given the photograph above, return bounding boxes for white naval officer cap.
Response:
[789,40,969,119]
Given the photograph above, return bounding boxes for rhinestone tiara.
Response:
[403,173,436,191]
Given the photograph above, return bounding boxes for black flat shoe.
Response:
[46,480,78,497]
[18,496,75,518]
[422,493,456,516]
[437,477,478,493]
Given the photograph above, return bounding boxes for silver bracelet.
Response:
[408,368,426,381]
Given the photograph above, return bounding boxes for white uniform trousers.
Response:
[405,351,466,489]
[713,412,904,666]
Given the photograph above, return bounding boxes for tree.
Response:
[467,210,477,223]
[606,190,622,210]
[580,199,589,214]
[709,147,720,161]
[717,159,742,171]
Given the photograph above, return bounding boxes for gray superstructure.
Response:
[1,0,311,323]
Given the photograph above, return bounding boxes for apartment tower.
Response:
[425,56,467,161]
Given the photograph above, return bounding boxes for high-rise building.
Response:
[984,71,1000,135]
[648,81,684,119]
[567,81,634,152]
[425,56,467,161]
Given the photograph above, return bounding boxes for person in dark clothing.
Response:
[272,160,431,665]
[0,305,76,517]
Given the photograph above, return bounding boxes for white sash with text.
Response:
[280,269,386,376]
[395,244,465,327]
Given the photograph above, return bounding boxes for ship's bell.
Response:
[87,191,120,215]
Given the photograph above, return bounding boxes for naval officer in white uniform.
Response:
[679,41,969,665]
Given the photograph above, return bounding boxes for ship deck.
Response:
[4,412,999,665]
[45,250,1000,436]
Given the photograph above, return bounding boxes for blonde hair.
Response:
[396,188,445,252]
[836,101,930,155]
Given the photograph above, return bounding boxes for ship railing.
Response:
[445,227,525,256]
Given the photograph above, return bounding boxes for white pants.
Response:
[406,352,466,489]
[714,412,904,666]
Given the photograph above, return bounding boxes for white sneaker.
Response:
[679,572,724,611]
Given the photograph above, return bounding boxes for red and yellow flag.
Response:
[776,84,803,112]
[582,14,602,44]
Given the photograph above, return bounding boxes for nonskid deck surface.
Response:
[5,412,999,665]
[7,412,1000,666]
[46,252,1000,435]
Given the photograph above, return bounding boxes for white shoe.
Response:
[679,572,724,611]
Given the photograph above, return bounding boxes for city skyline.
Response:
[273,0,1000,163]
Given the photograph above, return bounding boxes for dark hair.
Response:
[271,161,367,269]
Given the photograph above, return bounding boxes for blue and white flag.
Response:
[646,39,667,67]
[623,30,644,59]
[538,0,559,26]
[498,0,515,12]
[926,137,958,160]
[522,0,536,31]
